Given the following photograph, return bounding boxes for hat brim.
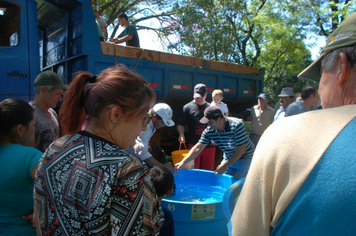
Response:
[58,84,69,90]
[298,53,325,81]
[163,118,175,127]
[199,116,209,124]
[194,93,203,98]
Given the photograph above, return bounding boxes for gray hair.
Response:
[321,46,356,73]
[34,85,59,94]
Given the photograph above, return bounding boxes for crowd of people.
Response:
[1,11,355,236]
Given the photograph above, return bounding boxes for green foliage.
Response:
[93,0,355,102]
[92,0,175,39]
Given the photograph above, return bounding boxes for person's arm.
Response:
[215,144,246,175]
[224,103,230,116]
[113,158,163,234]
[22,150,42,229]
[177,124,186,143]
[144,157,173,171]
[31,163,39,180]
[102,27,108,41]
[113,34,133,44]
[174,142,207,174]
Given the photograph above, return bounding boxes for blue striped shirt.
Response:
[199,117,254,160]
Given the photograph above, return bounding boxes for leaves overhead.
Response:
[92,0,355,104]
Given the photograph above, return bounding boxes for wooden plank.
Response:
[100,42,260,76]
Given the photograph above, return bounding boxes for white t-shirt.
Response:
[211,101,229,115]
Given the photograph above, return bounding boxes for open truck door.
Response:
[0,0,40,101]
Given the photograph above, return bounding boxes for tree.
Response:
[159,0,355,105]
[91,0,176,39]
[92,0,355,104]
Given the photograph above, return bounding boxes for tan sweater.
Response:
[231,105,356,235]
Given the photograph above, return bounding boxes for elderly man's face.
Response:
[319,69,342,109]
[279,96,293,109]
[258,98,268,110]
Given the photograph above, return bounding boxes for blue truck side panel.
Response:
[0,0,264,114]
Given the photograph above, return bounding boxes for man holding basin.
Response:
[174,106,255,180]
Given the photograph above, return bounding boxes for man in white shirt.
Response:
[274,87,294,122]
[134,103,175,170]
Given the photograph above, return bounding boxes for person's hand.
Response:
[110,38,119,44]
[178,135,185,143]
[22,212,36,228]
[163,162,173,172]
[214,163,228,175]
[174,161,184,174]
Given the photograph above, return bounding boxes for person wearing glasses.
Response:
[33,65,164,235]
[134,103,175,171]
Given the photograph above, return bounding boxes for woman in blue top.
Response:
[0,98,42,235]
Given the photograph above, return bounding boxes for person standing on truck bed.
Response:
[94,9,108,41]
[176,83,216,170]
[111,13,140,47]
[29,71,68,152]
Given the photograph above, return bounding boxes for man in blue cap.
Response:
[249,93,275,146]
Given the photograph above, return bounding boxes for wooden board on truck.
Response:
[100,42,260,76]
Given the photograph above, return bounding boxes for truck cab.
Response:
[0,0,40,101]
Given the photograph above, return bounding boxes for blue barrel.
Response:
[162,169,237,236]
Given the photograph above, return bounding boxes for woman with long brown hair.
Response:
[34,65,163,235]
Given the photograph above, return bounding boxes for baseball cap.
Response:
[193,83,207,98]
[199,106,223,124]
[34,71,68,89]
[153,103,175,127]
[298,13,356,81]
[257,93,269,100]
[278,87,294,97]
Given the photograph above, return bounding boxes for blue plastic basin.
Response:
[162,169,237,236]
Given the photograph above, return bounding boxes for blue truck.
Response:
[0,0,264,148]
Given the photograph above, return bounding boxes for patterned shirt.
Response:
[199,117,254,160]
[34,131,163,236]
